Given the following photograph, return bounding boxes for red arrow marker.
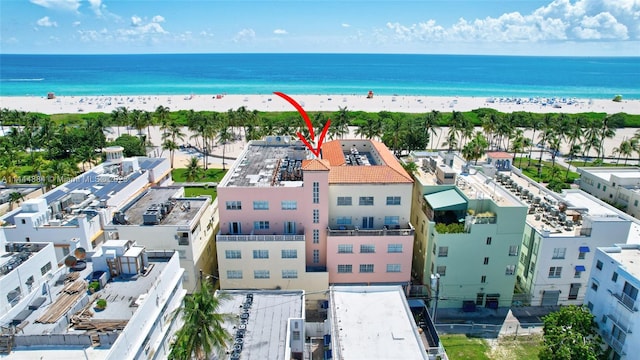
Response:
[273,92,331,157]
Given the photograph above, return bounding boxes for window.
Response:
[338,244,353,253]
[552,247,566,259]
[313,209,319,223]
[281,201,297,210]
[281,249,297,259]
[387,244,403,253]
[313,229,320,244]
[292,331,301,341]
[337,264,352,273]
[596,260,603,270]
[178,250,186,259]
[359,264,374,273]
[387,264,401,272]
[386,196,401,205]
[254,270,270,279]
[313,182,319,204]
[578,251,586,260]
[436,266,446,276]
[509,245,519,256]
[284,221,296,234]
[483,257,490,265]
[505,265,515,275]
[225,201,242,210]
[337,197,352,206]
[574,269,582,278]
[623,281,638,301]
[591,282,599,291]
[635,199,639,207]
[337,216,352,225]
[476,293,485,305]
[225,250,241,259]
[438,246,449,257]
[611,324,627,347]
[603,185,607,192]
[229,222,241,234]
[40,262,52,276]
[359,196,374,206]
[587,301,594,311]
[253,250,269,259]
[227,270,243,279]
[548,266,562,278]
[360,244,376,253]
[486,237,492,245]
[481,275,487,283]
[361,217,374,229]
[253,221,270,230]
[529,262,535,274]
[313,249,320,263]
[253,201,269,210]
[384,216,400,226]
[612,272,618,282]
[282,270,298,279]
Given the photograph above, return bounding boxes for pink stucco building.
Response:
[216,136,414,305]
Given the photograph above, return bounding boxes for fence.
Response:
[435,322,543,338]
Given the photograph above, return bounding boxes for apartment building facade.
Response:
[584,244,640,360]
[577,167,640,219]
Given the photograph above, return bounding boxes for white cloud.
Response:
[342,23,351,28]
[37,16,58,27]
[234,28,256,42]
[273,29,288,35]
[30,0,80,12]
[152,15,165,23]
[72,21,81,27]
[381,0,639,45]
[131,16,143,27]
[87,0,102,16]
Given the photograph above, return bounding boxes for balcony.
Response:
[216,231,305,242]
[606,313,632,334]
[612,292,638,312]
[602,332,625,355]
[327,222,414,237]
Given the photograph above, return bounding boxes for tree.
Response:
[539,305,606,360]
[8,191,25,210]
[168,280,232,360]
[216,118,235,170]
[184,156,204,182]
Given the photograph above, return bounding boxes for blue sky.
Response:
[1,0,638,55]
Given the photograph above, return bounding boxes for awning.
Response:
[575,265,586,272]
[579,246,590,253]
[424,189,467,210]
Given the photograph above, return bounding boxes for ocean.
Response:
[0,53,638,99]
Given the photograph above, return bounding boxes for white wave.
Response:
[2,78,45,82]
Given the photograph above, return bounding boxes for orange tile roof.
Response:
[321,139,413,184]
[302,159,331,171]
[486,152,514,159]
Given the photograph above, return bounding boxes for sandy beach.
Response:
[1,94,639,116]
[2,93,640,170]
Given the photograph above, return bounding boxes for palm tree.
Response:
[331,106,350,139]
[423,110,440,150]
[216,119,235,171]
[461,132,488,165]
[8,191,24,210]
[599,115,618,161]
[155,105,171,129]
[184,156,204,182]
[161,121,185,168]
[168,280,232,360]
[613,138,634,165]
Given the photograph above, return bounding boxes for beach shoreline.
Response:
[1,94,639,115]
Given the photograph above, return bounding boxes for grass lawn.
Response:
[172,168,227,183]
[514,157,579,184]
[440,334,542,360]
[440,334,490,360]
[184,186,217,200]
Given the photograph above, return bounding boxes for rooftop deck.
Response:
[120,187,208,226]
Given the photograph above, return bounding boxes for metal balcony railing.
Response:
[216,234,305,242]
[613,292,638,312]
[327,223,414,237]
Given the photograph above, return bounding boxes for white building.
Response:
[326,285,446,360]
[215,290,305,360]
[584,244,640,360]
[577,167,640,219]
[104,186,217,293]
[0,239,57,316]
[1,240,186,360]
[0,146,172,262]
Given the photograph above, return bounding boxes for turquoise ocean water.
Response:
[0,54,638,99]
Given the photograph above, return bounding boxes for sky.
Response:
[0,0,638,56]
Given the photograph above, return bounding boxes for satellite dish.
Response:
[64,255,77,268]
[74,247,86,260]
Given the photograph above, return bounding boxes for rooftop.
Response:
[603,244,640,281]
[216,290,304,360]
[0,243,49,280]
[579,167,640,182]
[330,286,428,360]
[119,187,208,226]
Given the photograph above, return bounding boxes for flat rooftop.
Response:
[221,138,310,188]
[121,187,208,226]
[606,245,640,280]
[0,243,49,280]
[330,286,428,360]
[12,257,169,338]
[580,167,640,182]
[216,290,303,360]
